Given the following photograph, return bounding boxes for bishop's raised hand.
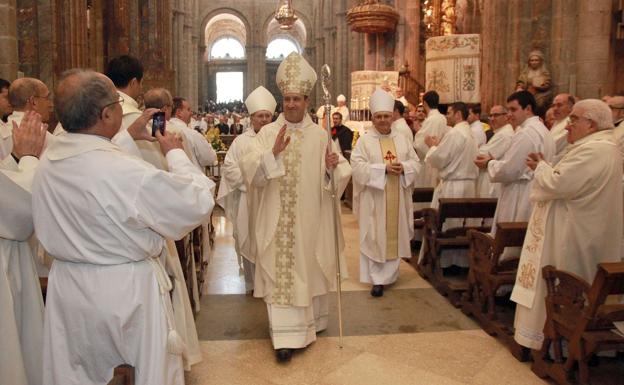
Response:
[272,124,290,156]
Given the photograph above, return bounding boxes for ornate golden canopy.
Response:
[346,1,399,34]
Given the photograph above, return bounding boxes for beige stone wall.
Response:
[480,0,617,111]
[0,0,18,80]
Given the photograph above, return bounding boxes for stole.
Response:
[379,136,399,260]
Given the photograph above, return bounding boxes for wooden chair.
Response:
[532,263,624,384]
[418,198,497,306]
[461,222,529,361]
[107,364,135,385]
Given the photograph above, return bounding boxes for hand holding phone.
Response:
[152,111,166,137]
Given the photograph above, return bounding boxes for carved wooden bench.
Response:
[461,222,529,361]
[532,262,624,385]
[418,198,497,306]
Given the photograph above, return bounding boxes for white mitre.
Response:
[369,88,395,114]
[276,52,317,96]
[245,86,277,115]
[336,94,346,103]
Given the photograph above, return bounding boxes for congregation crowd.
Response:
[2,48,624,385]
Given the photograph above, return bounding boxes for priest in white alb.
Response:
[33,70,215,385]
[511,99,622,350]
[413,90,448,188]
[475,91,555,238]
[240,52,351,362]
[217,86,276,292]
[351,89,419,297]
[333,94,350,122]
[1,111,46,385]
[105,55,144,131]
[475,105,514,198]
[420,101,479,268]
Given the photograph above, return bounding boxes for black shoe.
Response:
[276,348,293,362]
[370,284,384,297]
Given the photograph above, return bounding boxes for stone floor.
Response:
[185,206,550,385]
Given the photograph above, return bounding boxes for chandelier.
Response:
[275,0,298,30]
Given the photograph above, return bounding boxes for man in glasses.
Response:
[474,105,514,198]
[6,77,52,129]
[550,93,575,163]
[4,77,55,276]
[32,69,215,385]
[512,99,622,351]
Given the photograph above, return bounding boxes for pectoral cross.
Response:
[384,150,396,163]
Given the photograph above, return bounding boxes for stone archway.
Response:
[200,10,250,110]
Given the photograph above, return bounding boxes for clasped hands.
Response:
[272,124,339,170]
[424,135,439,148]
[386,162,404,175]
[474,154,493,169]
[525,152,544,170]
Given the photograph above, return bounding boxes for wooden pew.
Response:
[192,225,207,298]
[418,198,497,306]
[107,364,135,385]
[412,187,435,231]
[532,262,624,385]
[174,233,193,308]
[461,222,529,361]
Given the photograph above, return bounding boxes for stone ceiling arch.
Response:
[200,8,251,48]
[205,14,247,55]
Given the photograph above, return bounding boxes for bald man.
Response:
[33,69,215,385]
[3,78,53,159]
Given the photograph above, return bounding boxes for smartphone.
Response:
[152,111,166,137]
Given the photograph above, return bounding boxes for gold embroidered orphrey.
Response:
[380,136,399,260]
[273,129,303,305]
[517,262,537,289]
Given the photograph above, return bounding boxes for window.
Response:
[210,37,245,59]
[266,38,300,60]
[216,72,243,103]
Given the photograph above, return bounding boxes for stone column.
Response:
[403,0,421,85]
[364,33,376,70]
[575,0,612,97]
[105,0,132,56]
[335,0,349,98]
[0,0,18,80]
[197,44,206,109]
[549,0,577,94]
[54,0,89,72]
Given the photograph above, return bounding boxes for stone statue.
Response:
[516,50,552,112]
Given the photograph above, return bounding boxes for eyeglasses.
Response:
[32,93,51,101]
[568,114,590,124]
[488,113,507,119]
[99,93,124,116]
